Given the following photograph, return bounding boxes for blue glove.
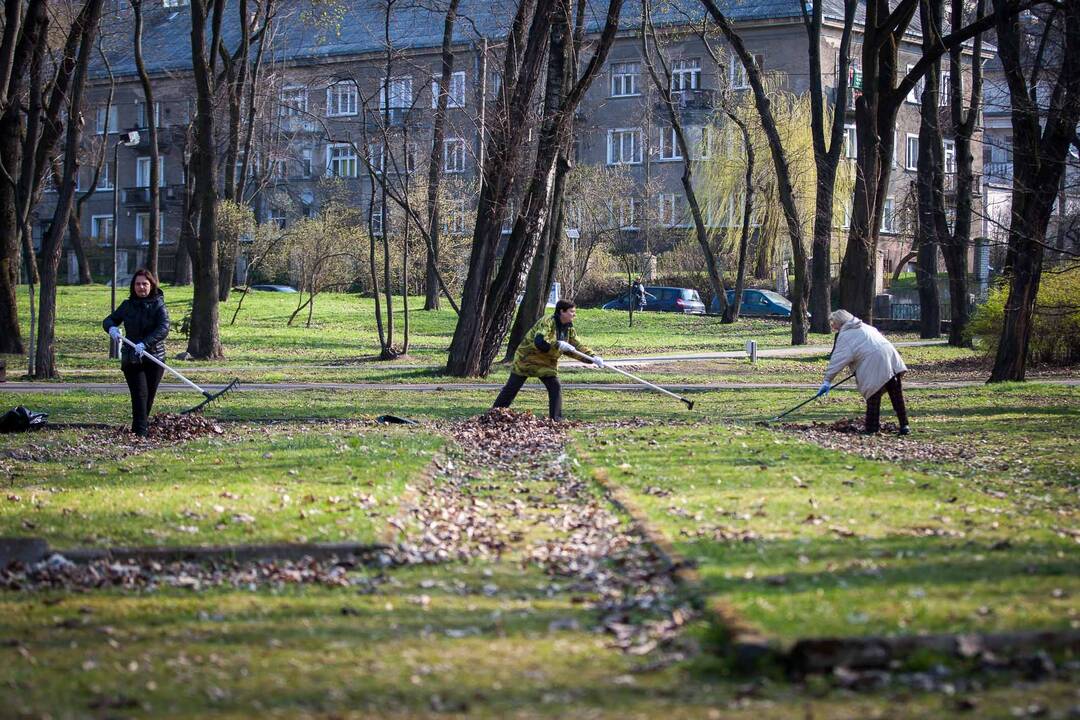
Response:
[108,326,121,340]
[133,342,146,357]
[817,380,831,397]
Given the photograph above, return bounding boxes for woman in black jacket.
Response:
[103,269,170,436]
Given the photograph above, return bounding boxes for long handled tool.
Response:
[117,336,239,414]
[562,345,695,410]
[764,373,854,424]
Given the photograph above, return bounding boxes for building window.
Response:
[841,202,851,229]
[882,197,896,234]
[943,138,956,174]
[97,160,113,190]
[844,123,857,159]
[905,64,923,104]
[906,134,919,171]
[367,143,384,175]
[431,71,466,108]
[326,81,358,117]
[326,143,358,177]
[728,54,763,90]
[370,202,384,236]
[268,208,287,229]
[443,137,466,173]
[658,126,682,161]
[607,128,642,165]
[404,143,418,174]
[489,70,503,98]
[610,62,640,97]
[135,156,165,187]
[279,85,309,117]
[698,126,714,160]
[91,215,114,246]
[658,192,679,226]
[301,148,313,177]
[940,71,950,107]
[163,0,189,7]
[95,106,118,134]
[380,76,413,109]
[671,58,701,92]
[135,212,164,245]
[617,198,640,229]
[443,199,467,235]
[136,101,161,128]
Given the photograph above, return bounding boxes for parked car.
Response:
[710,288,792,317]
[249,284,298,293]
[602,286,706,314]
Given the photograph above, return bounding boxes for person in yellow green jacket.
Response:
[493,299,604,420]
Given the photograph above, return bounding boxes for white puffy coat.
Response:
[824,318,908,399]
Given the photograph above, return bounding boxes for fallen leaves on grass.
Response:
[775,418,988,465]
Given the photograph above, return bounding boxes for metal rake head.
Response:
[182,378,240,415]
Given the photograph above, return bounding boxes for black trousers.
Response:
[865,373,908,432]
[122,361,164,436]
[493,372,563,420]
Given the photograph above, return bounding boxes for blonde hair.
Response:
[829,309,855,327]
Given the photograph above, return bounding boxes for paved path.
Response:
[3,378,1078,395]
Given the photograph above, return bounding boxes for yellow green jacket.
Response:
[511,314,594,378]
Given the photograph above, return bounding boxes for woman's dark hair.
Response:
[129,268,159,298]
[555,299,575,314]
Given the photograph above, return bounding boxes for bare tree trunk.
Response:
[700,0,808,343]
[803,0,857,333]
[34,0,105,378]
[729,111,754,321]
[186,0,224,359]
[915,0,945,340]
[989,0,1080,381]
[424,0,460,310]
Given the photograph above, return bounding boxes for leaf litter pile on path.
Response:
[391,408,696,658]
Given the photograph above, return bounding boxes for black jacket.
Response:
[103,290,170,365]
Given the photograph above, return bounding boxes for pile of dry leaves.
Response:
[391,409,695,658]
[0,554,380,592]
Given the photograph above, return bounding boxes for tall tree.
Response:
[424,0,460,310]
[989,0,1080,381]
[700,0,810,344]
[802,0,858,333]
[34,0,107,378]
[131,0,161,278]
[445,0,624,376]
[641,1,730,322]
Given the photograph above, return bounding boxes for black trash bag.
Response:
[375,414,418,425]
[0,406,49,434]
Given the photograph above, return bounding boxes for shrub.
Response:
[967,264,1080,365]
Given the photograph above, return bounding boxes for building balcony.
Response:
[133,125,184,152]
[943,172,983,197]
[279,115,319,134]
[984,161,1013,182]
[656,89,716,121]
[364,107,424,131]
[121,186,168,208]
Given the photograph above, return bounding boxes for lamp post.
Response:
[110,130,141,358]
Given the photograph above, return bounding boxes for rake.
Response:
[761,373,855,425]
[118,336,240,414]
[561,345,695,410]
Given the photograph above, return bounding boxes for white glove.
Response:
[593,356,605,369]
[133,342,146,357]
[108,326,121,340]
[557,340,575,354]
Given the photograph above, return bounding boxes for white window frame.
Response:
[326,81,358,117]
[443,199,467,235]
[698,125,713,160]
[380,75,413,110]
[882,197,896,234]
[135,156,165,187]
[939,71,950,107]
[367,143,384,175]
[136,101,161,128]
[301,148,313,177]
[97,160,113,190]
[905,64,923,104]
[843,123,858,159]
[607,128,642,165]
[135,212,164,246]
[443,137,466,173]
[657,192,679,226]
[95,106,118,134]
[279,85,309,117]
[672,58,702,92]
[943,138,957,174]
[326,142,358,177]
[658,126,683,161]
[91,215,114,246]
[431,71,466,109]
[906,133,919,171]
[617,198,640,230]
[370,202,384,236]
[610,62,640,97]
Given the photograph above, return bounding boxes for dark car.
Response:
[710,288,792,317]
[602,286,706,314]
[249,284,298,293]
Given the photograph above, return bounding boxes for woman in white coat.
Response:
[820,309,910,435]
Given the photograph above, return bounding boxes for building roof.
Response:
[93,0,858,79]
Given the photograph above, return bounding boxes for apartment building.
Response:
[35,0,984,297]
